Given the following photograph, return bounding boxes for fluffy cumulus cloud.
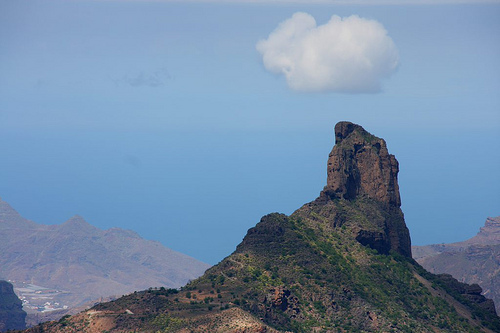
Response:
[256,13,399,93]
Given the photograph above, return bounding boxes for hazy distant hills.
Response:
[26,122,499,333]
[0,198,210,321]
[414,216,500,314]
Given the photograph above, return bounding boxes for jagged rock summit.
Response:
[323,122,401,206]
[312,121,411,257]
[25,122,500,333]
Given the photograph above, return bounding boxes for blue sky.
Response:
[1,0,499,264]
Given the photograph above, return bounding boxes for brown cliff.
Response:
[322,122,401,206]
[309,121,411,257]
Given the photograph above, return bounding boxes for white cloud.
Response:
[256,13,399,93]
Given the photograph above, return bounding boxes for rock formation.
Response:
[312,121,411,257]
[23,122,499,333]
[0,280,26,332]
[322,122,401,206]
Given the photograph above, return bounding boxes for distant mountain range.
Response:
[414,216,500,313]
[0,198,210,325]
[25,122,500,333]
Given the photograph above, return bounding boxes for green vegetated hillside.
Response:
[24,122,500,333]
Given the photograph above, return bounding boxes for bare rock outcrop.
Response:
[322,122,400,206]
[315,122,411,257]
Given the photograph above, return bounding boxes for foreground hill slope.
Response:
[25,122,500,333]
[0,199,210,318]
[414,216,500,314]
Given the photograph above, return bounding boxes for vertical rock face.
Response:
[0,280,26,332]
[322,122,400,206]
[317,122,411,257]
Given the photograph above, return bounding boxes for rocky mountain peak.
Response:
[334,121,368,144]
[306,122,411,257]
[322,121,400,207]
